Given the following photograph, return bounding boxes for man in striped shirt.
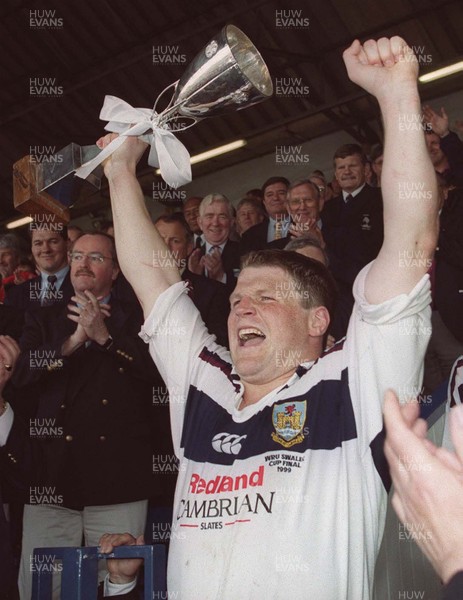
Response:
[98,36,438,600]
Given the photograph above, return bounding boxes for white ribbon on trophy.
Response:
[75,95,192,189]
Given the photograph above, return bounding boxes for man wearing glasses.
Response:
[12,231,157,600]
[269,179,324,250]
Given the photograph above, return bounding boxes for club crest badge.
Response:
[361,214,371,230]
[271,401,307,448]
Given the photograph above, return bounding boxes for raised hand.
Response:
[422,105,450,137]
[96,133,148,178]
[343,37,418,101]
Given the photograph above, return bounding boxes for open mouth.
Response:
[238,327,266,347]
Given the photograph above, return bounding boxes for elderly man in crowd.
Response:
[96,35,437,600]
[269,178,324,250]
[185,193,240,293]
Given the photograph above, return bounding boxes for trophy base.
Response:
[13,155,72,224]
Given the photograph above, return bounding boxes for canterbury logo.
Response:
[212,433,247,455]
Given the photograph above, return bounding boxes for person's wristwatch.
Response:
[98,335,114,351]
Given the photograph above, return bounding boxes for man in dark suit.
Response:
[269,179,324,250]
[5,223,73,311]
[154,214,230,347]
[0,333,22,599]
[182,196,203,246]
[11,232,156,599]
[240,176,290,255]
[185,193,240,295]
[321,143,383,338]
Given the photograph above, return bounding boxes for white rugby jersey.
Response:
[140,264,431,600]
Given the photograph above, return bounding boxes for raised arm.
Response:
[343,37,439,303]
[99,134,181,317]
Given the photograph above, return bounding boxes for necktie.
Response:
[205,245,222,279]
[274,221,283,240]
[42,275,57,306]
[345,194,353,204]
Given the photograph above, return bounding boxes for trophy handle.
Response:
[154,80,199,131]
[153,80,178,115]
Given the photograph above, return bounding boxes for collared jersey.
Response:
[140,264,431,600]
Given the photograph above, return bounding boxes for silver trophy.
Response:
[13,24,273,223]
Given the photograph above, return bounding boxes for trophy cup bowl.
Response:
[13,24,273,224]
[158,24,273,125]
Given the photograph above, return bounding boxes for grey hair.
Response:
[199,193,235,218]
[0,233,21,255]
[287,179,320,200]
[284,235,329,266]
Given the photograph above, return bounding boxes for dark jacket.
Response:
[182,271,230,348]
[4,271,73,312]
[440,130,463,188]
[239,219,270,256]
[10,298,159,508]
[0,304,24,341]
[0,306,26,596]
[321,185,383,287]
[443,571,463,600]
[184,239,240,296]
[321,185,383,339]
[435,187,463,342]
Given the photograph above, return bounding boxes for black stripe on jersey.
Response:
[181,369,357,465]
[295,364,312,378]
[280,364,313,394]
[198,347,241,393]
[369,426,391,492]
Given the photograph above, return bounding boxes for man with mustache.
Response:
[12,232,157,600]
